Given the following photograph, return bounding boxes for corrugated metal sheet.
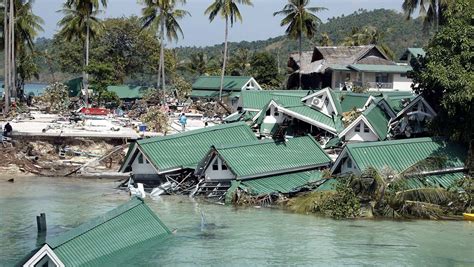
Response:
[215,135,331,179]
[346,137,467,173]
[241,90,312,110]
[315,178,339,191]
[363,103,390,140]
[238,170,323,195]
[48,198,170,266]
[107,85,147,99]
[192,76,251,91]
[138,122,257,172]
[384,95,416,113]
[285,105,338,130]
[403,172,465,190]
[338,93,371,113]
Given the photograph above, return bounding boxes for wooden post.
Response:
[36,213,47,233]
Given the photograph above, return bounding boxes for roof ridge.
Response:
[215,135,316,150]
[47,198,144,248]
[347,137,443,149]
[138,122,250,145]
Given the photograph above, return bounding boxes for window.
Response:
[347,158,352,168]
[324,97,329,106]
[138,154,143,164]
[355,123,361,132]
[212,159,219,171]
[221,163,228,170]
[376,73,390,83]
[274,108,279,116]
[266,108,271,116]
[364,124,370,133]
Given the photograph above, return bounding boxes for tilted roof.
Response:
[192,76,253,91]
[241,89,313,110]
[138,122,257,172]
[362,103,391,140]
[46,198,170,266]
[107,85,148,99]
[344,137,467,173]
[210,135,331,179]
[402,171,465,190]
[232,169,323,195]
[384,94,416,113]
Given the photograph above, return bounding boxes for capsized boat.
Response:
[463,213,474,221]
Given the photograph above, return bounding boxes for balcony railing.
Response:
[336,81,394,90]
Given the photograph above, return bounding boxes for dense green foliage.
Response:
[410,0,473,143]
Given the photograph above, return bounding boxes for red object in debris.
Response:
[80,107,110,116]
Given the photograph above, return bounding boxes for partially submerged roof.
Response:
[335,137,467,174]
[231,169,323,195]
[44,198,170,266]
[203,135,331,180]
[130,122,258,173]
[107,85,148,99]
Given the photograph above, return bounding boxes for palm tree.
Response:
[402,0,453,30]
[274,0,326,89]
[205,0,253,102]
[58,0,107,106]
[141,0,190,99]
[319,32,332,46]
[341,26,395,60]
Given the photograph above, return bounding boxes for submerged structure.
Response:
[20,198,170,267]
[194,135,332,200]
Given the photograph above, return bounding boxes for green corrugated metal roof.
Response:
[241,90,313,110]
[348,64,412,73]
[214,135,331,179]
[138,122,257,172]
[327,64,351,71]
[107,85,148,99]
[363,103,390,140]
[47,198,170,266]
[192,76,252,91]
[345,137,467,173]
[401,172,465,190]
[284,105,338,131]
[190,89,239,98]
[338,93,371,112]
[237,170,323,195]
[65,77,83,97]
[315,178,339,191]
[384,95,416,113]
[400,48,426,60]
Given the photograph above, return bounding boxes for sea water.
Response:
[0,176,473,266]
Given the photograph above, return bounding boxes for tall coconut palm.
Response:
[141,0,189,98]
[205,0,253,102]
[58,0,107,106]
[274,0,326,89]
[402,0,453,30]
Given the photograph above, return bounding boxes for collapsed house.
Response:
[119,122,258,185]
[194,135,332,200]
[330,137,467,189]
[190,76,262,112]
[287,45,413,91]
[20,198,170,267]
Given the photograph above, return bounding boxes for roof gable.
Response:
[362,104,391,139]
[137,122,257,172]
[46,198,170,266]
[339,137,467,173]
[206,136,331,179]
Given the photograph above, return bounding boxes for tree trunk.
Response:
[160,14,166,100]
[10,0,15,100]
[298,21,302,89]
[219,17,229,102]
[84,23,90,107]
[4,0,9,114]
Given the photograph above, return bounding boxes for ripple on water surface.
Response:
[0,176,473,266]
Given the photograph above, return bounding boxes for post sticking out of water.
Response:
[36,213,47,233]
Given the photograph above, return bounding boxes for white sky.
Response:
[34,0,403,47]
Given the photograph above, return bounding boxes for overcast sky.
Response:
[34,0,403,47]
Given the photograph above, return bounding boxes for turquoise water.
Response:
[0,82,47,96]
[0,176,473,266]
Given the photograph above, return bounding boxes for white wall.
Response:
[205,156,236,181]
[340,156,359,174]
[305,92,334,116]
[344,120,379,142]
[131,152,157,175]
[392,73,413,91]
